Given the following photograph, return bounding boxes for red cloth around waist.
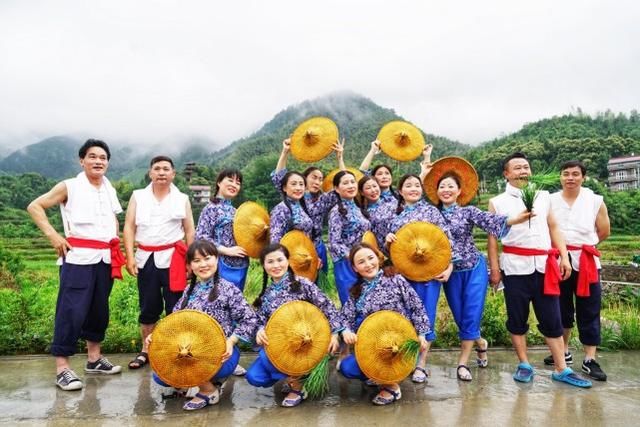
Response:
[138,241,188,292]
[66,237,125,280]
[566,244,601,297]
[502,245,561,296]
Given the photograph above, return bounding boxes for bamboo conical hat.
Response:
[362,231,385,263]
[390,221,451,281]
[280,230,320,282]
[423,156,479,206]
[290,117,338,162]
[377,121,425,162]
[354,310,418,384]
[233,201,270,258]
[265,301,332,376]
[321,167,365,193]
[149,310,226,388]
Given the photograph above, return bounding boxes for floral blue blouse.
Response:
[328,199,371,261]
[269,198,314,243]
[195,199,248,268]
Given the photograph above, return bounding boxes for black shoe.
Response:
[582,359,607,381]
[544,352,572,366]
[85,356,122,374]
[56,368,83,391]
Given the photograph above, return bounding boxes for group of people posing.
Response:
[27,135,610,410]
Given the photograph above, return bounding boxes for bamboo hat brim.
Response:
[149,310,226,388]
[423,156,479,206]
[321,167,364,194]
[389,221,451,281]
[290,117,338,162]
[362,231,385,263]
[233,201,270,258]
[354,310,418,384]
[265,301,332,376]
[280,230,320,282]
[377,121,425,162]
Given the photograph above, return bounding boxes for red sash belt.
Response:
[138,241,188,292]
[566,244,600,297]
[502,245,561,296]
[66,237,125,280]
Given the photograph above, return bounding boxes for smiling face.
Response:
[360,178,381,203]
[305,169,323,194]
[503,157,532,188]
[335,173,358,199]
[148,160,175,186]
[79,146,109,179]
[437,176,462,207]
[399,176,423,204]
[351,247,380,280]
[189,250,218,282]
[263,249,289,282]
[560,166,585,191]
[217,175,242,199]
[283,173,306,201]
[373,166,392,190]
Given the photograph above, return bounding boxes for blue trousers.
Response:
[333,258,358,305]
[339,354,368,381]
[152,346,240,387]
[218,258,248,291]
[246,348,288,387]
[407,279,441,342]
[315,240,329,274]
[51,261,114,356]
[443,257,488,340]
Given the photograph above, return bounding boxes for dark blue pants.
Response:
[153,346,240,387]
[137,255,182,324]
[503,272,563,338]
[559,269,601,346]
[246,348,288,387]
[407,279,441,342]
[51,261,114,356]
[443,257,488,340]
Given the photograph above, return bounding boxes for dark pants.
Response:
[137,255,182,324]
[51,261,114,356]
[559,269,602,346]
[503,272,563,338]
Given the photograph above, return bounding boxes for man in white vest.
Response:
[488,152,592,388]
[28,139,125,391]
[123,156,195,370]
[545,160,610,381]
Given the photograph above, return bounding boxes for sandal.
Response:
[183,390,219,411]
[513,362,534,383]
[456,365,472,382]
[411,366,428,383]
[128,352,148,370]
[281,388,307,407]
[372,387,402,405]
[552,368,592,388]
[476,338,488,368]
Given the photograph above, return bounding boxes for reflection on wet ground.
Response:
[1,349,638,426]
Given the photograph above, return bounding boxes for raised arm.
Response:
[275,138,291,173]
[334,138,346,171]
[359,140,380,171]
[27,181,71,257]
[418,144,433,182]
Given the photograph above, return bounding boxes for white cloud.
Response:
[0,0,638,150]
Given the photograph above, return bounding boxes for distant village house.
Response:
[607,154,640,191]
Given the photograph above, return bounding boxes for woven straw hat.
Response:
[423,156,479,206]
[390,221,451,281]
[265,301,332,376]
[290,117,339,162]
[354,310,418,384]
[149,310,226,388]
[233,201,270,258]
[280,230,320,281]
[377,121,425,162]
[362,231,385,263]
[321,167,364,193]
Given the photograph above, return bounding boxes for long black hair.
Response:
[333,170,356,219]
[211,168,243,202]
[253,243,302,309]
[348,242,394,300]
[180,240,221,308]
[280,171,311,220]
[396,174,424,215]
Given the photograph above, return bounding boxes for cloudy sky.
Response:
[1,0,638,150]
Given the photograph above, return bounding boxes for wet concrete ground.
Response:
[1,349,638,426]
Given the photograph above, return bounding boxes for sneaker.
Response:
[56,368,84,391]
[85,357,122,374]
[582,359,607,381]
[543,352,572,366]
[233,365,247,376]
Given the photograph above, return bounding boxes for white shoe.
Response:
[233,365,247,376]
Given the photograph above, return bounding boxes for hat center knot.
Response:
[390,344,399,354]
[304,127,321,144]
[396,131,411,146]
[177,343,193,359]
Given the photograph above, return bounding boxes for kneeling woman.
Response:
[339,243,430,405]
[246,243,341,407]
[151,240,259,410]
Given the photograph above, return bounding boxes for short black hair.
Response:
[560,160,586,176]
[502,152,528,171]
[149,155,174,168]
[78,139,111,160]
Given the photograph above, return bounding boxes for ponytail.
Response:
[206,270,220,302]
[253,270,269,309]
[180,274,198,309]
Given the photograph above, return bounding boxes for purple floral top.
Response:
[195,199,248,268]
[389,200,450,235]
[256,274,342,333]
[173,277,259,343]
[269,199,314,243]
[271,169,338,244]
[439,204,509,271]
[340,271,431,336]
[328,199,371,261]
[366,199,396,253]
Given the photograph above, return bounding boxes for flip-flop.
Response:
[128,352,148,370]
[513,362,534,383]
[552,368,592,388]
[457,365,473,382]
[372,387,402,405]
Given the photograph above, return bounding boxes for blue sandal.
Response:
[372,387,402,405]
[552,368,592,388]
[513,362,535,383]
[282,388,307,407]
